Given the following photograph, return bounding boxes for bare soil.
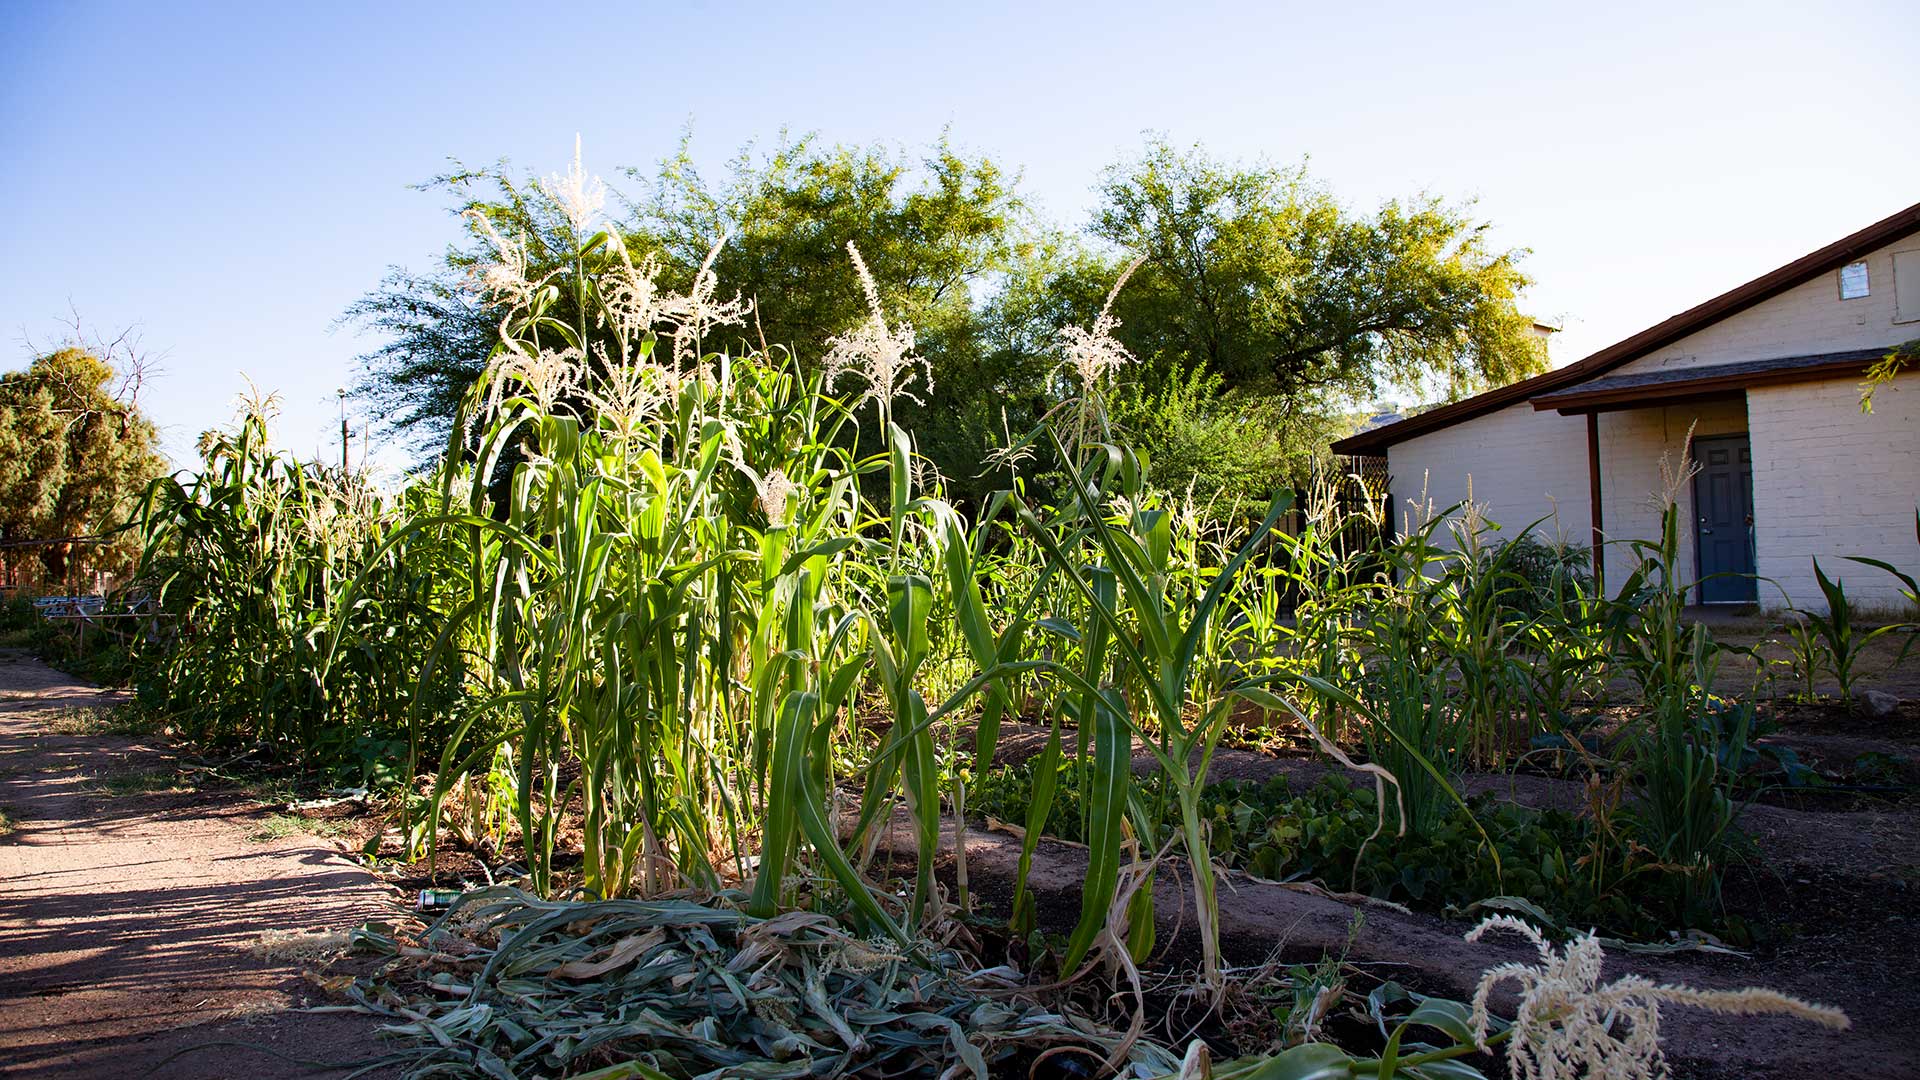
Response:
[0,654,403,1079]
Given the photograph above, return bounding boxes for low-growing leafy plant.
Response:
[1771,611,1829,704]
[973,758,1698,940]
[1482,532,1593,621]
[1848,750,1910,787]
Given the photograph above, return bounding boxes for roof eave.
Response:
[1530,352,1884,414]
[1329,200,1920,455]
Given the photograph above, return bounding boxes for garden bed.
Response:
[862,801,1918,1079]
[932,705,1917,1077]
[326,707,1920,1078]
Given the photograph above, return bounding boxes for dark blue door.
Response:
[1692,434,1757,603]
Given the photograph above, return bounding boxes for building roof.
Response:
[1331,200,1920,456]
[1527,347,1890,413]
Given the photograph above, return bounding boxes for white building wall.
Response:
[1375,223,1920,611]
[1617,235,1920,376]
[1747,371,1920,614]
[1385,400,1591,547]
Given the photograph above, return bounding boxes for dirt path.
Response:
[0,654,400,1079]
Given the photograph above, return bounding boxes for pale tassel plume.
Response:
[540,134,606,235]
[1467,916,1848,1080]
[822,242,932,417]
[1052,253,1146,456]
[664,231,750,367]
[483,346,584,418]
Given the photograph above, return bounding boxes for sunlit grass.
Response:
[85,767,196,797]
[249,812,351,842]
[43,704,164,738]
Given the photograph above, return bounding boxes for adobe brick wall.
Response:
[1748,372,1920,614]
[1386,399,1591,548]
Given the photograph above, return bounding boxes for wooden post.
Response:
[1587,412,1604,588]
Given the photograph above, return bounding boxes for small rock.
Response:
[1854,688,1900,719]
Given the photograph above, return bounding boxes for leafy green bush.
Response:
[1479,532,1592,620]
[0,594,36,647]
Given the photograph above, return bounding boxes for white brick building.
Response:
[1334,203,1920,614]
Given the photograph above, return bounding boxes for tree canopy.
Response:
[1080,139,1545,505]
[1092,139,1544,401]
[348,133,1546,509]
[0,348,165,585]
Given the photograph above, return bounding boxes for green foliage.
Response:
[1480,532,1593,620]
[1858,336,1918,413]
[974,760,1694,941]
[1849,750,1908,787]
[352,134,1546,507]
[1607,506,1748,919]
[654,136,1029,482]
[1008,427,1296,985]
[135,149,1848,1012]
[1784,538,1920,704]
[1090,137,1546,445]
[1106,364,1306,512]
[350,134,1032,504]
[130,410,467,758]
[0,347,164,585]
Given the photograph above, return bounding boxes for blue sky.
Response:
[4,0,1916,469]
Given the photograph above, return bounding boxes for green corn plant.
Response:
[1841,508,1920,673]
[134,139,1817,1015]
[1843,508,1920,615]
[1801,558,1911,703]
[1604,505,1699,707]
[1012,432,1295,991]
[938,495,1039,914]
[1264,480,1373,746]
[1604,504,1744,919]
[1433,512,1554,768]
[1771,609,1829,703]
[132,402,456,762]
[1518,568,1608,733]
[1625,629,1742,920]
[321,216,842,901]
[1355,597,1461,841]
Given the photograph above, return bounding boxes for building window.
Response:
[1838,260,1870,300]
[1895,250,1920,324]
